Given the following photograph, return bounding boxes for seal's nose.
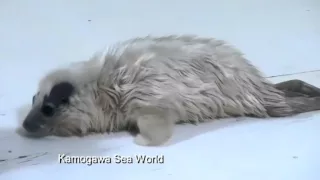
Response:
[22,105,45,133]
[23,120,41,132]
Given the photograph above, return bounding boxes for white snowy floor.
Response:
[0,0,319,179]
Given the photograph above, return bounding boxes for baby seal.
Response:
[21,35,320,146]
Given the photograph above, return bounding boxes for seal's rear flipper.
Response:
[274,79,320,97]
[287,96,320,114]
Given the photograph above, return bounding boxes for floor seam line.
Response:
[266,69,320,78]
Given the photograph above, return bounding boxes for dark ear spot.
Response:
[32,95,36,105]
[42,82,75,110]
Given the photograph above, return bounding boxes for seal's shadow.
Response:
[0,103,315,174]
[167,110,317,146]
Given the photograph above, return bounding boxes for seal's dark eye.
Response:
[61,97,69,104]
[41,103,55,117]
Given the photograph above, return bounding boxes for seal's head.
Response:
[21,57,105,138]
[23,81,78,137]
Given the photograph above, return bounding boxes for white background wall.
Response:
[1,0,319,75]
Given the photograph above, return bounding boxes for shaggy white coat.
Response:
[27,35,294,146]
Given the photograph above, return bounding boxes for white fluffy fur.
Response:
[26,35,295,146]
